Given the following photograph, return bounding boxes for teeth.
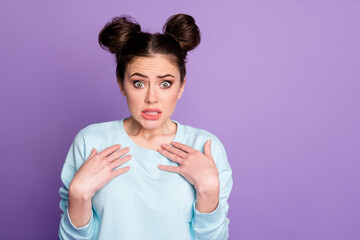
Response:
[145,112,159,115]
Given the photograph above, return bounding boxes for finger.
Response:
[109,154,132,169]
[111,166,131,178]
[157,148,184,164]
[157,164,180,173]
[160,143,187,158]
[106,147,130,162]
[86,148,97,161]
[98,144,122,158]
[170,141,195,154]
[204,140,213,159]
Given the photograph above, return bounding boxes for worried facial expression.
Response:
[119,54,186,129]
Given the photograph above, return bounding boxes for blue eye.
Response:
[161,81,172,88]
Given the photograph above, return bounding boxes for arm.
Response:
[58,133,97,240]
[191,139,233,240]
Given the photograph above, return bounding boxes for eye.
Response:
[133,81,144,88]
[160,81,172,88]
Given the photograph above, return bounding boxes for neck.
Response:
[124,115,176,140]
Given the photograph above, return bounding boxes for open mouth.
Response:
[142,110,162,120]
[143,111,160,115]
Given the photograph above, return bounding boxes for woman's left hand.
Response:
[157,140,219,194]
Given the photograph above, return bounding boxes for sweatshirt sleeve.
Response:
[58,131,98,240]
[191,138,233,240]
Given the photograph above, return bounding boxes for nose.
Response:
[145,83,158,104]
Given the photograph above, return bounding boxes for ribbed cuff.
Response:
[64,207,94,236]
[192,199,225,229]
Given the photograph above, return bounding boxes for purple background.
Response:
[1,0,359,239]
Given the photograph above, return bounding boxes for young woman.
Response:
[58,13,233,240]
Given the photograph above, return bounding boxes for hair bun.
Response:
[162,14,201,52]
[98,15,141,54]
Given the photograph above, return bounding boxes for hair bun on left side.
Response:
[98,15,141,54]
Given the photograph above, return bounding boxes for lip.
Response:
[142,108,162,113]
[142,111,162,120]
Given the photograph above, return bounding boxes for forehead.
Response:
[126,54,179,77]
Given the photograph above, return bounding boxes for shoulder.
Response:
[179,122,231,169]
[180,122,226,155]
[182,123,222,144]
[74,119,120,142]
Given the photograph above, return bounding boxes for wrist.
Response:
[195,177,220,196]
[69,183,93,202]
[195,190,219,213]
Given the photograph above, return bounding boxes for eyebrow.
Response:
[129,73,175,79]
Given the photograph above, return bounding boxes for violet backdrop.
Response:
[0,0,359,239]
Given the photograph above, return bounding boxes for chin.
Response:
[142,118,165,127]
[134,114,165,127]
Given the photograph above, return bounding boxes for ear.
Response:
[177,78,186,100]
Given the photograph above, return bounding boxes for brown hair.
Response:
[98,13,201,89]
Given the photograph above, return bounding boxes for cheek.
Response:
[162,92,180,111]
[127,95,141,106]
[124,91,141,107]
[160,91,179,102]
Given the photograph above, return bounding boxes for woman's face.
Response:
[119,54,186,130]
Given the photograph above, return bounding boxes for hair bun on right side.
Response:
[162,14,201,53]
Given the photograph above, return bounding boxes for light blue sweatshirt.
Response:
[58,118,233,240]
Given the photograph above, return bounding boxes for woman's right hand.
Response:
[69,144,132,201]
